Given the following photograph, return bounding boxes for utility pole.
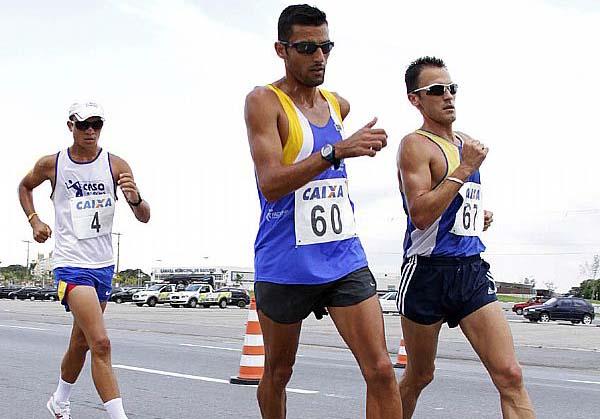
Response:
[111,232,122,278]
[22,240,32,283]
[154,259,162,283]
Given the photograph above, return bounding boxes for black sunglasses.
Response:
[411,83,458,96]
[280,41,335,55]
[73,119,104,131]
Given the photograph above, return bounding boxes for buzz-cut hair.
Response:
[405,56,446,93]
[278,4,327,42]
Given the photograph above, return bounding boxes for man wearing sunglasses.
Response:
[18,102,150,419]
[396,57,535,418]
[244,4,402,419]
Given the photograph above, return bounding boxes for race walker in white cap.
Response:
[18,101,151,419]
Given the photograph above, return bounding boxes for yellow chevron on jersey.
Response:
[267,84,344,165]
[415,129,461,176]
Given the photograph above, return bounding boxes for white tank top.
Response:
[52,148,116,269]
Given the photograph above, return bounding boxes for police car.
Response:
[132,283,177,307]
[169,283,212,308]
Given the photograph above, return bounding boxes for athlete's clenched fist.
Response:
[460,133,488,175]
[335,117,388,158]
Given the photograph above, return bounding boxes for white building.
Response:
[151,265,254,290]
[373,271,402,292]
[151,264,399,292]
[32,252,53,285]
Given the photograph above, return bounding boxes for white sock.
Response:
[54,377,74,403]
[104,398,128,419]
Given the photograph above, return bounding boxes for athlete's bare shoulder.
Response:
[37,153,58,171]
[108,153,133,178]
[108,152,124,163]
[245,85,280,110]
[330,91,350,120]
[245,85,285,144]
[397,132,434,169]
[399,132,430,154]
[21,153,58,188]
[35,153,59,179]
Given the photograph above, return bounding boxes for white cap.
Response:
[67,102,105,121]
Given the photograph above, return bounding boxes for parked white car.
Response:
[379,291,398,314]
[132,283,177,307]
[169,283,212,308]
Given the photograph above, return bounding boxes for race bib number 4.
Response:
[294,178,357,246]
[69,194,115,240]
[450,182,483,237]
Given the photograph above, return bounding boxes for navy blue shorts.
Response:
[396,255,497,328]
[54,266,114,312]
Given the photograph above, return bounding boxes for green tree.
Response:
[592,255,600,279]
[114,269,150,287]
[579,279,600,300]
[578,254,600,300]
[0,264,28,284]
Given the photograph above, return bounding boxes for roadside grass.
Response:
[497,295,528,303]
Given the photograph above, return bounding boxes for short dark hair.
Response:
[278,4,327,42]
[405,56,446,93]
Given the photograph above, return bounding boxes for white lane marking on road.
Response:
[287,388,319,394]
[567,380,600,385]
[114,365,228,384]
[519,344,599,353]
[324,393,353,399]
[179,343,305,357]
[180,344,240,351]
[113,364,318,394]
[0,324,49,331]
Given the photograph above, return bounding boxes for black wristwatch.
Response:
[320,143,341,169]
[128,192,143,207]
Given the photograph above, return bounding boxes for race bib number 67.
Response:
[69,195,115,240]
[450,182,483,237]
[294,178,357,246]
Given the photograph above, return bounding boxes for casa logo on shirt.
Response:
[302,184,344,201]
[75,197,113,210]
[66,179,107,197]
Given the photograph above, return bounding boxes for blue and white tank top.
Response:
[254,85,368,285]
[402,130,485,258]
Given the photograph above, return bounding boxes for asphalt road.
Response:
[1,300,599,418]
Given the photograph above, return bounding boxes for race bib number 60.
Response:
[450,182,483,237]
[69,194,115,240]
[294,178,357,246]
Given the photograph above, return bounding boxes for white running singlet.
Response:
[51,148,116,268]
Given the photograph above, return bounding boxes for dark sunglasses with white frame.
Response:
[410,82,458,96]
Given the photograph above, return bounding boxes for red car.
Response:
[512,296,550,315]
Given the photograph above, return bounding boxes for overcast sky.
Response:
[1,0,599,292]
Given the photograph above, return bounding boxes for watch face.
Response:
[322,144,333,157]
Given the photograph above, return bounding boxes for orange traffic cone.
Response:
[394,338,407,369]
[230,297,264,385]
